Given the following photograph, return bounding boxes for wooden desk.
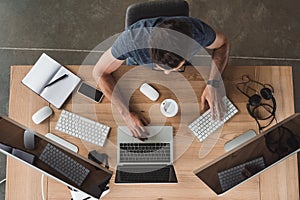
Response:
[7,65,298,200]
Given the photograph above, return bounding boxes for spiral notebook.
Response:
[22,53,81,109]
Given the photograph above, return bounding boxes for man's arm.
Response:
[92,47,126,113]
[206,31,230,75]
[200,32,230,120]
[92,48,148,139]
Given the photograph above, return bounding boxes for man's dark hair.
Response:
[149,19,192,69]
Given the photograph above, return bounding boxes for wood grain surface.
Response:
[7,65,298,200]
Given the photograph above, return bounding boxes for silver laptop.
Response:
[115,126,177,183]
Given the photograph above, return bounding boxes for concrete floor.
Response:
[0,0,300,199]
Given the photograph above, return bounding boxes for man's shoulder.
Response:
[127,16,195,29]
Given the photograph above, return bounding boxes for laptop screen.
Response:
[0,117,112,198]
[194,113,300,195]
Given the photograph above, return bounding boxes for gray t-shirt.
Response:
[111,16,216,65]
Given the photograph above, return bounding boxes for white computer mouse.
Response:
[139,83,159,101]
[32,106,53,124]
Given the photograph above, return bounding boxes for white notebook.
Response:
[22,53,81,108]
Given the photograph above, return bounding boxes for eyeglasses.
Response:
[152,64,186,72]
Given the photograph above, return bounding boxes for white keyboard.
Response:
[188,97,238,142]
[55,110,110,147]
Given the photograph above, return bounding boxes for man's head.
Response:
[149,18,192,74]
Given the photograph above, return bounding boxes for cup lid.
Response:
[160,99,178,117]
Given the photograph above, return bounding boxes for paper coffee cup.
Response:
[160,99,178,117]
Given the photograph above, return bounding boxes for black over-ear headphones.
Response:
[236,75,277,130]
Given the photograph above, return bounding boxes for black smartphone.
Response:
[77,82,104,103]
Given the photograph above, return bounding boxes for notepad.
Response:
[22,53,81,108]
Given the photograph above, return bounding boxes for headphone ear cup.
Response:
[249,94,261,106]
[261,88,273,100]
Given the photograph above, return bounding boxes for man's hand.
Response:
[122,112,149,140]
[200,85,226,121]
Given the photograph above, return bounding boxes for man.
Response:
[93,16,230,139]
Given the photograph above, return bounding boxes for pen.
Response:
[44,74,68,88]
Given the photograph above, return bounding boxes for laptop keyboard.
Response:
[118,166,171,183]
[218,156,265,192]
[39,143,90,186]
[119,143,171,163]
